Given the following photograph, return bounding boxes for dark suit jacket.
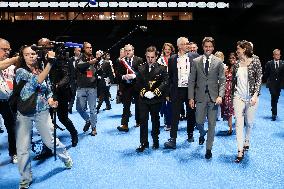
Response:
[97,61,114,81]
[116,56,143,92]
[136,63,169,104]
[264,60,283,89]
[168,52,199,102]
[68,56,77,83]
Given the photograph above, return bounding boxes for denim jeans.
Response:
[15,110,71,185]
[76,88,97,129]
[233,96,259,151]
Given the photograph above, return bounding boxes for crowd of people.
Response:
[0,36,283,189]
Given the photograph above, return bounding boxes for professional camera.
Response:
[31,41,83,67]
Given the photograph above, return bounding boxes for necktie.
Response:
[275,61,279,69]
[127,58,131,66]
[205,57,209,75]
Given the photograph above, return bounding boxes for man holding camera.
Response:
[33,38,78,161]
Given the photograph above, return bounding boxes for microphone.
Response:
[139,26,147,32]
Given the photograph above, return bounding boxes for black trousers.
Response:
[139,101,162,143]
[0,100,17,156]
[51,96,77,137]
[121,86,140,126]
[170,87,196,139]
[97,79,111,109]
[269,87,281,116]
[68,81,77,110]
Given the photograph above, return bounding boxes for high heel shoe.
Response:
[243,145,249,151]
[235,150,244,163]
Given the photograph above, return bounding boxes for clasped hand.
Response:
[122,74,136,80]
[144,91,155,99]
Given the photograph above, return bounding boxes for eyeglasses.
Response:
[0,48,12,52]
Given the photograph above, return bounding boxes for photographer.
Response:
[46,40,78,147]
[15,46,72,189]
[34,38,78,161]
[0,38,18,163]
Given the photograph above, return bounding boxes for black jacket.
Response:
[168,52,199,101]
[137,63,169,104]
[48,59,72,100]
[264,60,283,89]
[116,56,143,92]
[68,56,78,84]
[75,54,97,88]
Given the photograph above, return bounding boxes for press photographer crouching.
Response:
[14,46,73,189]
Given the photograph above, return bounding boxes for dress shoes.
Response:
[205,149,212,159]
[117,125,129,132]
[136,142,149,152]
[243,145,249,151]
[83,121,91,132]
[164,138,176,149]
[187,134,194,143]
[152,140,159,149]
[235,150,244,163]
[272,114,277,121]
[199,136,205,145]
[134,123,141,128]
[71,134,78,147]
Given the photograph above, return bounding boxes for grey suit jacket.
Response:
[188,55,225,102]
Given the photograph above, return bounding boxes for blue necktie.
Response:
[205,57,209,75]
[127,59,131,67]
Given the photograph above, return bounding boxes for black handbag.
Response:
[8,80,27,113]
[17,89,38,115]
[8,80,38,115]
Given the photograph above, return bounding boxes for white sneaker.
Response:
[12,155,18,164]
[64,158,73,169]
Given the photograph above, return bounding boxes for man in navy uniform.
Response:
[136,46,168,152]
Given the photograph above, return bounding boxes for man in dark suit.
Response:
[136,46,168,152]
[96,52,114,112]
[116,44,143,132]
[188,37,225,159]
[264,49,283,121]
[164,37,199,149]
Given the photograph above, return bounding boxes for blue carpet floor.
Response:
[0,85,284,189]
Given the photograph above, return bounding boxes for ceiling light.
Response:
[158,2,167,7]
[168,2,177,7]
[178,2,188,8]
[109,2,118,7]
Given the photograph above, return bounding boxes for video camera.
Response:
[31,41,83,66]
